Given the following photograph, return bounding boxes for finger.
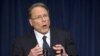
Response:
[53,44,64,54]
[34,48,43,56]
[56,54,61,56]
[31,44,39,51]
[53,44,68,56]
[37,50,43,55]
[53,46,62,50]
[56,50,61,53]
[37,48,43,52]
[30,44,43,54]
[30,48,43,56]
[33,48,43,54]
[33,44,42,50]
[55,44,63,47]
[33,44,39,47]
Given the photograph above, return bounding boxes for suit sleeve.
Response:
[65,32,78,56]
[12,38,24,56]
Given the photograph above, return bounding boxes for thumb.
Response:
[35,44,39,47]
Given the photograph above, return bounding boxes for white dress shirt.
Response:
[34,29,50,48]
[34,29,68,56]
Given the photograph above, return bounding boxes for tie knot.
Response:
[43,36,47,40]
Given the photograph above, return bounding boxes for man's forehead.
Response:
[32,6,48,12]
[31,7,48,15]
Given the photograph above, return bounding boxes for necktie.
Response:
[43,36,50,56]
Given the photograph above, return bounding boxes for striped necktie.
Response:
[43,36,50,56]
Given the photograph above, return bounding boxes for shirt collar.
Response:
[34,29,50,47]
[34,29,50,40]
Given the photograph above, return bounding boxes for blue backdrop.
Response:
[1,0,100,56]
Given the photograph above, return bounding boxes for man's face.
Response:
[29,6,50,34]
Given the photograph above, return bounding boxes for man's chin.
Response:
[41,29,49,34]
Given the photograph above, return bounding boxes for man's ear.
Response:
[29,19,32,26]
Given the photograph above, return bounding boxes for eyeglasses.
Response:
[31,14,49,20]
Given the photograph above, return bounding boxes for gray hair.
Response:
[28,2,49,19]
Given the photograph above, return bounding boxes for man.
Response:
[12,2,78,56]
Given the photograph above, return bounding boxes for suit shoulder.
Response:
[15,33,34,43]
[53,28,70,34]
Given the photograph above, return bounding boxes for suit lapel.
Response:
[50,28,62,47]
[30,31,38,47]
[24,31,38,55]
[50,28,62,56]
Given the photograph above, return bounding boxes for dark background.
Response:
[1,0,100,56]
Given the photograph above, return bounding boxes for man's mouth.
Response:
[42,25,47,28]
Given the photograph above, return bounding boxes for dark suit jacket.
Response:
[12,28,78,56]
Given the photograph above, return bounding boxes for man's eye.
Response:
[35,16,41,19]
[37,16,41,18]
[43,14,48,17]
